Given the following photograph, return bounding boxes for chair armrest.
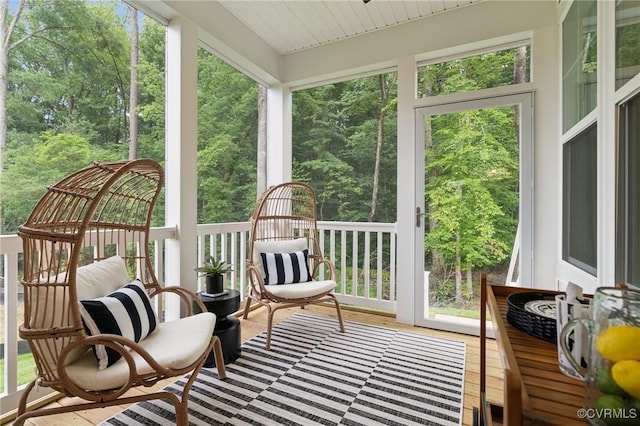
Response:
[149,286,207,315]
[312,258,337,281]
[248,264,268,297]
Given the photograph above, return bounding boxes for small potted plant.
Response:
[195,256,232,294]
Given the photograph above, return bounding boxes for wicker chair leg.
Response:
[332,295,345,332]
[242,296,253,319]
[266,308,275,350]
[14,378,36,425]
[212,336,227,379]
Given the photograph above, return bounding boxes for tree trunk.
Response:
[128,6,139,160]
[513,45,527,85]
[368,74,389,222]
[257,84,267,197]
[0,2,8,235]
[455,231,462,304]
[466,268,473,296]
[0,0,26,234]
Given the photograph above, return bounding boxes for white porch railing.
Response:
[1,220,397,415]
[195,221,397,311]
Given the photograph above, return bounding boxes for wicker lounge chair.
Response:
[15,159,225,426]
[243,182,345,349]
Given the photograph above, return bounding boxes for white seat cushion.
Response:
[265,279,336,299]
[64,312,216,391]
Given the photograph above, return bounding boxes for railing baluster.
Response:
[341,230,347,294]
[352,231,358,297]
[377,231,383,300]
[364,231,371,299]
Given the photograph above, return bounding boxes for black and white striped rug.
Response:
[102,313,466,426]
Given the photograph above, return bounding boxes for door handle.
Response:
[416,207,426,227]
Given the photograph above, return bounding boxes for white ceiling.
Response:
[217,0,480,55]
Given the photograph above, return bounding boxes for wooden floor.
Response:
[3,305,504,426]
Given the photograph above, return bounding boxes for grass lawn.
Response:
[0,353,37,394]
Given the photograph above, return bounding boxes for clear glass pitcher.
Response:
[559,287,640,425]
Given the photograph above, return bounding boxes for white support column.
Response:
[165,17,199,320]
[266,84,292,186]
[396,56,416,325]
[597,1,616,288]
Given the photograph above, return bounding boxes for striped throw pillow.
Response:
[79,279,158,370]
[260,249,312,285]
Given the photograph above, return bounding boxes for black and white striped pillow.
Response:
[79,279,158,370]
[260,249,312,285]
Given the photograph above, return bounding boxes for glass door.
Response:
[414,93,533,334]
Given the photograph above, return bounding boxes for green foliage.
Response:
[421,61,521,276]
[418,46,530,97]
[196,50,258,223]
[9,0,130,145]
[2,132,116,231]
[292,73,398,223]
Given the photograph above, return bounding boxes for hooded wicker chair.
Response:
[243,182,345,349]
[15,159,225,426]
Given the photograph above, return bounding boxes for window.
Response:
[417,44,530,97]
[616,93,640,289]
[562,124,597,275]
[563,0,597,132]
[616,1,640,90]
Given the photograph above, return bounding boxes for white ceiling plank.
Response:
[364,2,387,29]
[218,0,483,55]
[403,1,422,19]
[220,1,294,54]
[430,1,446,14]
[416,0,435,16]
[273,2,322,51]
[307,1,345,44]
[283,2,324,50]
[374,1,399,27]
[443,0,463,12]
[388,1,411,24]
[334,0,369,35]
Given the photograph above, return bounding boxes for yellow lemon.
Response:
[596,325,640,362]
[611,360,640,399]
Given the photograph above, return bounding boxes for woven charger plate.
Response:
[506,292,558,343]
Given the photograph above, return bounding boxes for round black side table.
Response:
[198,289,241,367]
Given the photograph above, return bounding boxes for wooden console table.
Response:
[479,277,588,426]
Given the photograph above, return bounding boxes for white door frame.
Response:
[414,92,534,334]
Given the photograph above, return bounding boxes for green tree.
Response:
[8,1,130,146]
[292,73,397,223]
[1,132,116,232]
[197,49,258,223]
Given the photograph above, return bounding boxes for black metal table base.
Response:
[205,316,241,367]
[199,289,242,367]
